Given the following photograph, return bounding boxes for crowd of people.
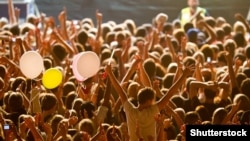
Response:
[0,0,250,140]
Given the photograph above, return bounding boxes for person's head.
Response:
[124,19,136,35]
[212,107,228,124]
[49,114,64,135]
[187,0,200,9]
[195,105,210,122]
[106,126,122,141]
[65,91,78,109]
[137,87,155,106]
[10,76,27,93]
[80,101,96,119]
[187,28,200,44]
[183,22,194,33]
[162,22,174,35]
[8,91,24,112]
[240,110,250,125]
[222,23,232,36]
[127,81,140,99]
[72,98,84,119]
[240,78,250,100]
[78,118,95,136]
[77,29,88,46]
[215,27,225,42]
[245,45,250,59]
[135,26,147,38]
[52,43,67,62]
[216,16,227,27]
[199,44,214,61]
[233,93,250,111]
[162,73,175,89]
[160,52,173,69]
[143,58,156,80]
[233,21,246,36]
[39,93,58,113]
[62,81,76,97]
[170,95,185,108]
[9,24,20,36]
[173,28,185,45]
[185,111,201,125]
[233,32,247,48]
[0,65,7,79]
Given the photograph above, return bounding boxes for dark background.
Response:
[0,0,250,26]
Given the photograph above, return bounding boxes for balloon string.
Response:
[109,49,115,65]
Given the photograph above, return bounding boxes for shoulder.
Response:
[181,7,190,12]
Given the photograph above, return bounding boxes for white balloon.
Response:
[76,51,100,80]
[20,51,44,79]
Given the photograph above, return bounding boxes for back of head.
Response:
[233,32,247,47]
[80,101,95,119]
[212,107,227,124]
[77,29,88,46]
[52,43,67,61]
[160,52,173,68]
[240,78,250,99]
[162,73,175,89]
[186,28,199,44]
[143,58,156,80]
[39,93,58,111]
[0,65,6,79]
[240,110,250,125]
[233,93,250,111]
[137,87,155,105]
[185,111,201,125]
[78,118,95,136]
[8,91,24,112]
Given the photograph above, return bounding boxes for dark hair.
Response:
[160,52,173,68]
[39,93,58,111]
[162,73,175,89]
[240,110,250,125]
[65,91,77,109]
[77,29,88,46]
[245,45,250,59]
[233,32,247,47]
[135,26,147,38]
[222,23,232,36]
[185,111,201,125]
[162,22,173,34]
[183,22,194,33]
[240,78,250,99]
[200,44,214,61]
[0,65,7,79]
[137,87,155,104]
[9,24,20,36]
[81,101,96,119]
[52,43,67,61]
[143,58,156,80]
[215,28,225,41]
[8,92,24,112]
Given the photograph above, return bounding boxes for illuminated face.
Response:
[188,0,199,8]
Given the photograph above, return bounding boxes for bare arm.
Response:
[157,64,195,110]
[105,64,128,104]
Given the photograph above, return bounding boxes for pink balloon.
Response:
[72,53,85,81]
[76,51,100,80]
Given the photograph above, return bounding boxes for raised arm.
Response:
[157,64,195,110]
[105,64,128,104]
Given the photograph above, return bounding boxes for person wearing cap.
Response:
[179,0,209,27]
